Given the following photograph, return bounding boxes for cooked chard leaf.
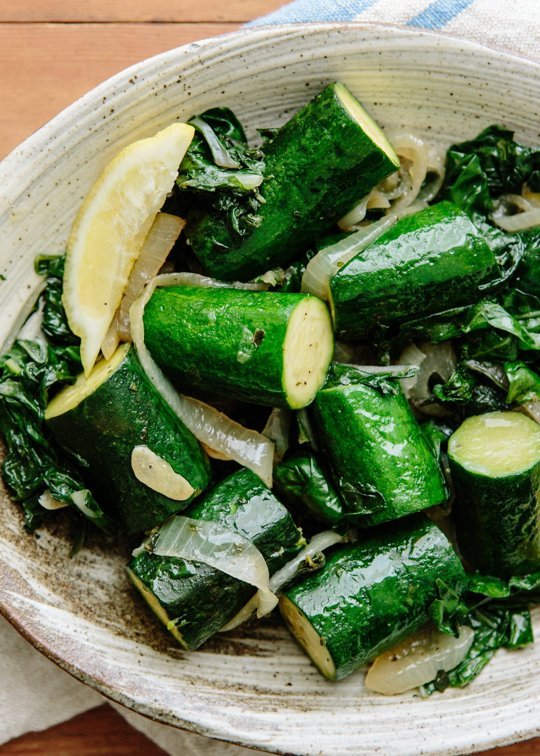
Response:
[274,452,344,527]
[177,108,266,243]
[405,300,540,351]
[177,108,264,195]
[504,361,540,404]
[0,260,112,535]
[35,255,78,345]
[441,125,540,219]
[422,604,533,695]
[468,570,540,598]
[325,362,417,391]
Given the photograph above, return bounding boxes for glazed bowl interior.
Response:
[1,23,540,755]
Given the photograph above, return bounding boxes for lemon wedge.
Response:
[63,122,195,375]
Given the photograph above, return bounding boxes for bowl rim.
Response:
[2,21,540,754]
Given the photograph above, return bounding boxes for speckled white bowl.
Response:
[1,23,540,755]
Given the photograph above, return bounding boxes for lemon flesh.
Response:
[63,122,195,375]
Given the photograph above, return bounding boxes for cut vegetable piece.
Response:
[152,516,277,616]
[274,452,345,526]
[311,367,447,524]
[63,123,194,374]
[448,411,540,576]
[130,275,275,485]
[128,468,304,649]
[329,201,497,339]
[117,212,185,340]
[365,625,474,695]
[280,514,465,680]
[185,82,399,280]
[45,343,210,533]
[143,286,333,409]
[221,529,343,632]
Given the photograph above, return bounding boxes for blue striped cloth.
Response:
[249,0,540,61]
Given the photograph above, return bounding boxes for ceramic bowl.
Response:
[1,23,540,755]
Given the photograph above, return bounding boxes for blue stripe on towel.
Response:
[408,0,475,29]
[248,0,379,26]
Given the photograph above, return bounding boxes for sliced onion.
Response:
[131,445,195,501]
[399,341,456,414]
[522,187,540,207]
[130,274,274,486]
[116,213,185,341]
[418,143,446,204]
[301,215,396,300]
[338,194,370,230]
[221,530,344,632]
[269,530,343,593]
[101,313,120,360]
[38,490,69,510]
[190,116,241,169]
[262,408,291,464]
[516,402,540,424]
[152,515,277,616]
[70,489,99,520]
[365,625,474,695]
[493,208,540,232]
[384,132,429,211]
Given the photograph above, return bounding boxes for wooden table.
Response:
[0,3,539,754]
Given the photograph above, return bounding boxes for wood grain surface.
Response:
[1,3,540,755]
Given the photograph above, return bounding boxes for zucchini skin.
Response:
[185,83,399,280]
[128,468,305,650]
[47,347,211,533]
[274,451,345,526]
[143,286,332,409]
[311,370,447,524]
[449,425,540,577]
[330,201,497,339]
[281,514,465,680]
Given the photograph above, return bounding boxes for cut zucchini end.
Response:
[279,596,336,680]
[126,567,188,649]
[45,342,130,420]
[448,411,540,478]
[282,296,334,410]
[334,82,400,169]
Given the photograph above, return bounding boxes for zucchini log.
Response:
[280,514,465,680]
[311,366,447,524]
[449,411,540,577]
[185,82,399,280]
[128,468,304,649]
[45,343,211,533]
[330,201,497,339]
[274,451,345,526]
[143,286,333,409]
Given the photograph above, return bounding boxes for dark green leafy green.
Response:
[35,255,78,345]
[422,604,533,694]
[177,108,265,242]
[0,257,112,534]
[274,452,344,526]
[504,360,540,404]
[441,125,540,219]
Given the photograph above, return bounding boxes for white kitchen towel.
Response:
[2,0,539,753]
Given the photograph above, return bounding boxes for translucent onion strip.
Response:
[152,515,277,616]
[117,212,185,341]
[262,407,291,464]
[494,208,540,232]
[221,530,344,632]
[130,274,274,486]
[399,341,457,412]
[383,132,429,211]
[365,625,474,695]
[38,490,69,510]
[301,215,396,300]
